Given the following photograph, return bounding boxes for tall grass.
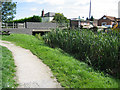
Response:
[43,29,120,78]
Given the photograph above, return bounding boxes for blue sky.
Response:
[13,0,120,20]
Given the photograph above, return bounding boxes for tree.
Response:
[53,13,69,23]
[8,15,42,23]
[90,16,94,21]
[86,17,89,20]
[1,1,16,23]
[86,16,94,21]
[29,15,42,22]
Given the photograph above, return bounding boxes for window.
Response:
[103,17,106,19]
[102,22,107,26]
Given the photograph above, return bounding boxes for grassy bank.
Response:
[0,45,18,88]
[2,34,120,88]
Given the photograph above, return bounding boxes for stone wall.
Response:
[2,28,33,35]
[1,22,57,35]
[26,22,57,29]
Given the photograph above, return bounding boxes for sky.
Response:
[12,0,120,20]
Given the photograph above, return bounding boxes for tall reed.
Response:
[43,29,120,78]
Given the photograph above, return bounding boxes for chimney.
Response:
[41,9,44,17]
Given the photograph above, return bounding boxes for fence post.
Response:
[6,23,8,29]
[13,22,14,28]
[24,22,25,28]
[15,23,16,28]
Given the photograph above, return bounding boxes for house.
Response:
[41,10,55,22]
[70,18,90,29]
[70,18,98,29]
[70,18,80,28]
[92,19,98,26]
[98,15,116,28]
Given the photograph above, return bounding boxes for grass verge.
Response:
[0,45,18,88]
[2,34,120,88]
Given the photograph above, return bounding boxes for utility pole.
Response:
[89,0,91,19]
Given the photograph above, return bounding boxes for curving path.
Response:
[0,40,61,88]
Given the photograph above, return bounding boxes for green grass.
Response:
[0,45,18,88]
[2,34,120,88]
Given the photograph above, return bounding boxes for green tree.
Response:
[53,13,69,23]
[29,15,42,22]
[86,17,89,20]
[8,15,42,23]
[90,16,94,21]
[1,1,16,23]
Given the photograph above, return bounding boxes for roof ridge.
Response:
[104,15,116,21]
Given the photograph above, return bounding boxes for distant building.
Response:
[70,19,80,28]
[92,19,98,26]
[70,18,98,29]
[70,18,90,29]
[41,10,55,22]
[98,15,116,28]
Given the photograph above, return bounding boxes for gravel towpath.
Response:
[0,40,61,88]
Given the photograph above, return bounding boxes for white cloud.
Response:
[25,0,37,2]
[43,0,65,5]
[62,0,120,19]
[30,8,37,11]
[13,0,65,5]
[13,0,37,3]
[14,0,120,19]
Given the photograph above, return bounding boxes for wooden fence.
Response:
[2,22,26,29]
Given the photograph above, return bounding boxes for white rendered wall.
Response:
[42,17,54,22]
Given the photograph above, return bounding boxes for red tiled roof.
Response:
[104,15,116,21]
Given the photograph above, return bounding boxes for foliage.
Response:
[2,34,120,88]
[43,29,120,78]
[90,26,98,32]
[86,16,94,21]
[90,16,94,21]
[1,1,16,23]
[0,46,18,88]
[8,15,42,23]
[86,17,89,20]
[53,13,69,23]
